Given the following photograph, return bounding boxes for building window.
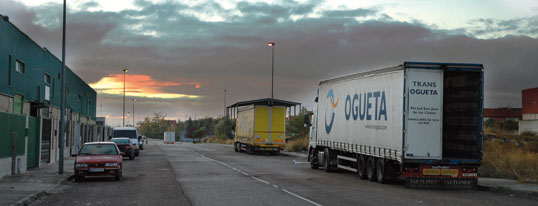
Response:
[44,73,51,84]
[15,60,24,74]
[66,86,70,96]
[14,94,23,114]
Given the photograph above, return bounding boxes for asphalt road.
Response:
[33,140,538,206]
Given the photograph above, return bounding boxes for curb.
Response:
[477,184,538,200]
[10,174,74,206]
[281,151,308,158]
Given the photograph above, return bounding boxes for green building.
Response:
[0,13,98,177]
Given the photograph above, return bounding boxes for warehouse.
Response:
[0,14,98,177]
[519,87,538,134]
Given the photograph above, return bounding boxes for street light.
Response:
[122,69,128,127]
[267,42,275,99]
[132,98,136,126]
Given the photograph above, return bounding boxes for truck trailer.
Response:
[228,98,301,154]
[164,131,176,144]
[305,62,483,188]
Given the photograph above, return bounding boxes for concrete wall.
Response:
[519,120,538,134]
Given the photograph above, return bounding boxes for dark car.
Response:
[111,138,136,160]
[113,127,140,156]
[74,142,123,181]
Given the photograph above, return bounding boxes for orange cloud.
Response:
[89,74,201,99]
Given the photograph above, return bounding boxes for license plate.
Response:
[89,168,104,172]
[423,169,440,176]
[441,169,459,176]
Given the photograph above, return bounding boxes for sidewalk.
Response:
[0,157,75,206]
[281,151,538,199]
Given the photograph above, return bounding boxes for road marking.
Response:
[282,189,323,206]
[179,145,321,206]
[252,176,270,185]
[293,160,310,164]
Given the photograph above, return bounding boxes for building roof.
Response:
[228,98,301,108]
[483,107,522,119]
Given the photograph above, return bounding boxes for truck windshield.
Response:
[79,144,118,155]
[113,130,137,139]
[111,138,130,144]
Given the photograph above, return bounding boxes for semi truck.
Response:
[164,131,175,144]
[228,98,300,154]
[305,62,483,188]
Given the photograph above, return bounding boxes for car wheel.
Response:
[130,153,134,160]
[115,174,121,181]
[74,175,84,182]
[135,150,139,156]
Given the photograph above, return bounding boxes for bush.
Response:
[285,136,309,152]
[480,140,538,182]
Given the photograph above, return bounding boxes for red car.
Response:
[74,142,123,181]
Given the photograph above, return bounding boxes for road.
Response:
[34,140,537,206]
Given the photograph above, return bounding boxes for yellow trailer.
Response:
[228,98,300,154]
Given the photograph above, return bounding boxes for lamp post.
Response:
[132,98,136,126]
[267,42,275,99]
[58,0,67,175]
[224,89,227,117]
[122,69,128,127]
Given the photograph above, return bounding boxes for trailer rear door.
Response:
[405,69,443,160]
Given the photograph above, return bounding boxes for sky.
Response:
[1,0,538,126]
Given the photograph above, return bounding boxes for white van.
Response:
[113,127,140,156]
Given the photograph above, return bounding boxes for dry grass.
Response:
[285,136,309,152]
[480,131,538,183]
[202,136,234,144]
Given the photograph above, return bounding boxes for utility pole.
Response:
[132,98,136,126]
[58,0,67,174]
[122,69,128,127]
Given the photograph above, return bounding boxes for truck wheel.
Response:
[323,148,332,172]
[366,157,377,181]
[234,143,239,152]
[246,144,252,154]
[357,155,367,179]
[376,158,386,184]
[309,149,319,169]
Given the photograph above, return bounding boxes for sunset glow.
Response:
[89,74,201,99]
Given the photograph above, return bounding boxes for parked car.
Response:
[111,138,136,160]
[74,142,123,181]
[112,127,140,156]
[138,136,144,150]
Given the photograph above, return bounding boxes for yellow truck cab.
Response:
[228,98,301,155]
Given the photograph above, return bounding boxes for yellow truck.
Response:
[228,98,300,155]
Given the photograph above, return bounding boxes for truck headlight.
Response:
[105,163,118,167]
[75,163,88,168]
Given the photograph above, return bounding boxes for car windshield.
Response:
[79,144,118,155]
[111,139,130,144]
[113,130,137,139]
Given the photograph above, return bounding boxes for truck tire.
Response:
[376,158,386,184]
[309,149,319,169]
[357,155,367,179]
[366,157,377,181]
[234,143,239,152]
[323,148,332,172]
[246,144,252,154]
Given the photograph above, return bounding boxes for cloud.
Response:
[323,8,377,18]
[89,74,201,99]
[2,0,538,121]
